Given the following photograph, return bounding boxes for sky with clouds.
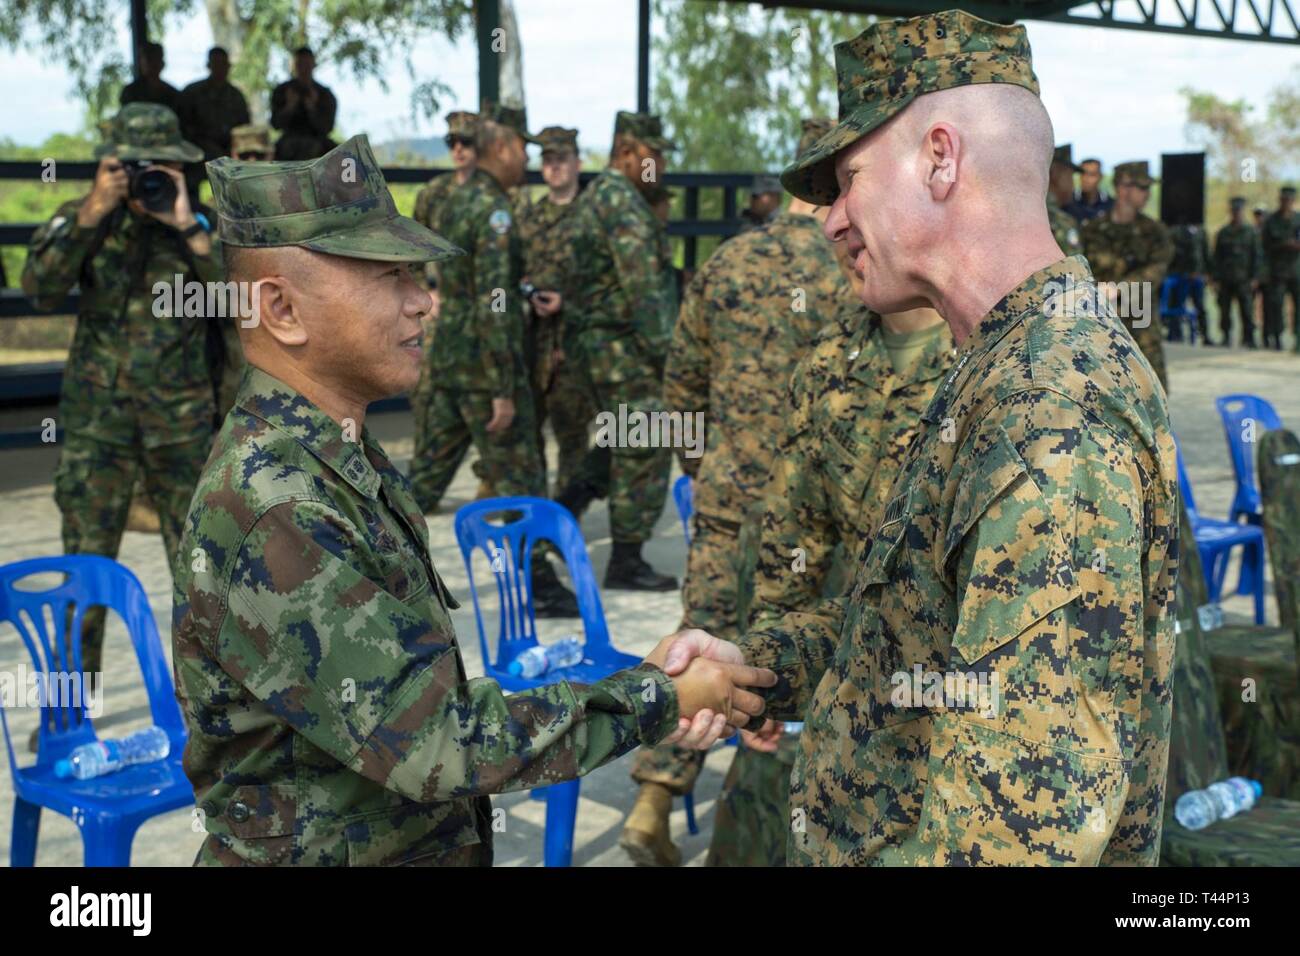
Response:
[4,0,1296,172]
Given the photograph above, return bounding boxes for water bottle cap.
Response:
[507,659,522,676]
[1250,780,1263,799]
[54,759,72,779]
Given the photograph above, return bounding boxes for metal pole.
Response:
[637,0,651,112]
[477,0,501,107]
[130,0,148,79]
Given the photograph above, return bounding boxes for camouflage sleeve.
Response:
[738,373,843,720]
[1197,231,1210,273]
[216,498,681,801]
[662,270,711,477]
[870,391,1153,865]
[1211,228,1226,280]
[20,200,96,311]
[602,193,675,351]
[476,203,521,399]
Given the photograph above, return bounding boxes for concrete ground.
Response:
[0,341,1297,867]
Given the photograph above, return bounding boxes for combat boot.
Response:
[554,476,599,521]
[620,782,680,867]
[604,542,677,591]
[531,559,580,618]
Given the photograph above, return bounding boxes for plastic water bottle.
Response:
[508,636,584,678]
[54,726,171,780]
[783,722,804,736]
[1174,777,1262,831]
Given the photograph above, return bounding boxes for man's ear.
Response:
[253,275,309,347]
[923,122,959,201]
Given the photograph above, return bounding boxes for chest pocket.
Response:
[362,505,431,605]
[822,429,877,535]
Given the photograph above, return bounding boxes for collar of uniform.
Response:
[235,365,382,500]
[601,166,652,213]
[922,255,1092,424]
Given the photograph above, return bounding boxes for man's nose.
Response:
[824,196,850,243]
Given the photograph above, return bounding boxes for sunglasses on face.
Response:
[445,136,474,149]
[236,151,269,160]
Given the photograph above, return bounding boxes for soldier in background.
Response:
[621,121,842,865]
[1082,160,1174,389]
[412,112,483,249]
[230,123,274,161]
[407,105,577,614]
[516,125,594,495]
[1167,223,1211,344]
[1064,156,1113,223]
[737,175,783,235]
[1047,144,1082,256]
[120,41,182,116]
[270,47,337,160]
[20,104,221,712]
[1254,205,1269,342]
[179,47,250,173]
[559,111,680,592]
[179,135,774,865]
[1261,185,1300,351]
[1212,197,1263,348]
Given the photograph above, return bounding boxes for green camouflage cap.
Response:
[798,117,833,156]
[481,101,540,144]
[781,10,1040,204]
[207,134,463,263]
[538,126,579,154]
[614,111,677,152]
[1053,143,1081,172]
[94,103,203,164]
[230,124,273,158]
[446,111,479,141]
[1114,160,1157,187]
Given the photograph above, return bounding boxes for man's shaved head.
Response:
[823,83,1063,337]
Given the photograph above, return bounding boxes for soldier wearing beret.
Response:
[1261,185,1300,351]
[558,111,681,591]
[21,103,222,698]
[663,9,1178,866]
[1081,160,1175,389]
[1212,196,1264,347]
[175,135,775,866]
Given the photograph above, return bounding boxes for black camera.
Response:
[123,160,177,213]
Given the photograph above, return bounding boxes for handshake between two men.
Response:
[643,628,778,750]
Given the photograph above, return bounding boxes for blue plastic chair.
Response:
[1176,447,1266,624]
[1159,276,1195,342]
[672,474,693,546]
[0,556,193,866]
[453,496,642,866]
[1214,394,1283,526]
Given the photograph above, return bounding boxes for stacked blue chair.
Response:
[1,555,193,866]
[453,497,641,866]
[1177,447,1266,624]
[1214,394,1283,525]
[1159,276,1196,343]
[672,474,694,546]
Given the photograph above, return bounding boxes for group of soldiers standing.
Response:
[12,7,1295,868]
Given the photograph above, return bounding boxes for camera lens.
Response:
[127,163,177,213]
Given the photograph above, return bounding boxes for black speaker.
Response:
[1160,152,1205,226]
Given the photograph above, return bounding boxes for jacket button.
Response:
[228,801,251,823]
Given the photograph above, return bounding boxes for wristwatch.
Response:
[178,220,206,240]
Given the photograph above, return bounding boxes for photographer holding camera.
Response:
[21,103,226,686]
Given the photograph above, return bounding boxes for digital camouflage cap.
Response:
[782,10,1040,204]
[1114,160,1157,187]
[538,126,579,154]
[95,102,203,163]
[207,134,462,263]
[446,110,479,141]
[480,101,540,144]
[614,111,677,152]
